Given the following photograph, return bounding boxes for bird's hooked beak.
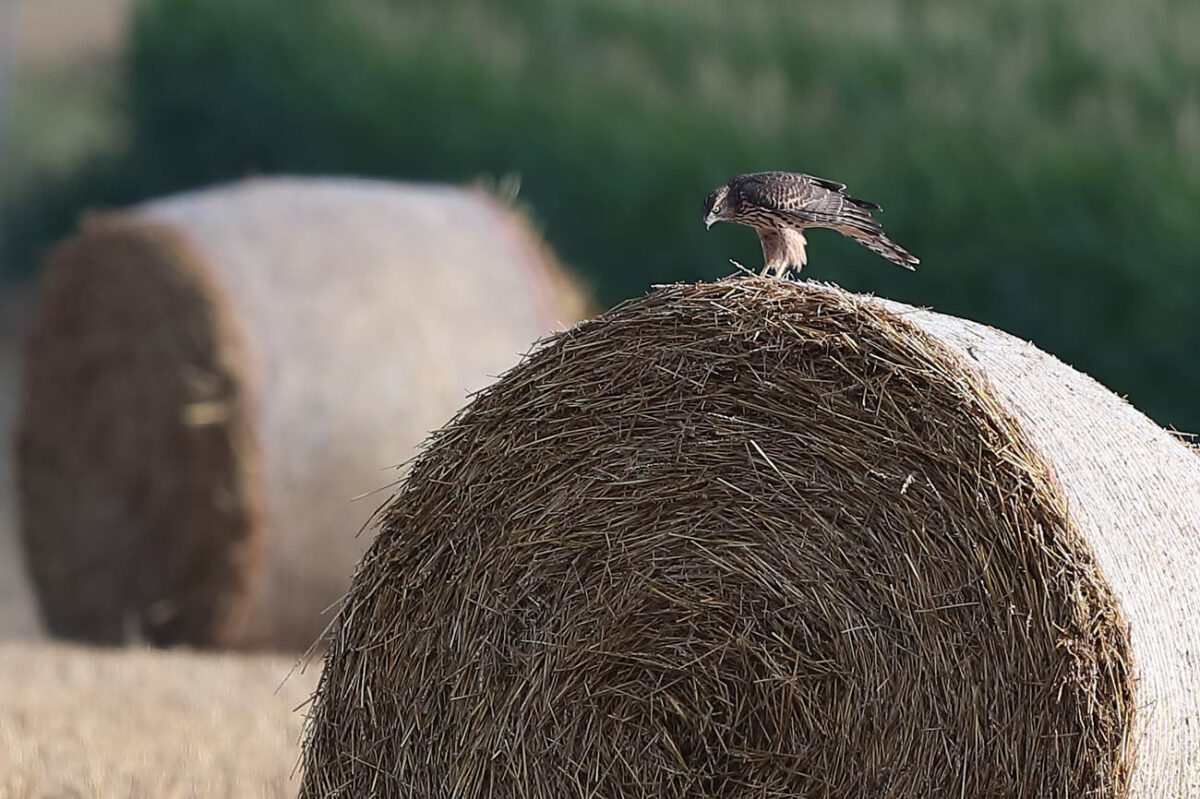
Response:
[704,214,717,230]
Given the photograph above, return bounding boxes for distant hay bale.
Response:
[0,288,40,641]
[301,278,1199,798]
[16,177,590,650]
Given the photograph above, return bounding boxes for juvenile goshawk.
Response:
[702,171,919,276]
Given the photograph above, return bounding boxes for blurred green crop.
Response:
[3,0,1199,430]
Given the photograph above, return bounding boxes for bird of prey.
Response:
[702,171,919,277]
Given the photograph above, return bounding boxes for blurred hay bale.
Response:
[301,278,1198,797]
[0,641,315,798]
[16,176,590,650]
[18,221,260,647]
[0,286,40,640]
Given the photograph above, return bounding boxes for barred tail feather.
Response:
[841,227,919,270]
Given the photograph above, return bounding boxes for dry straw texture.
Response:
[17,177,589,651]
[0,642,316,798]
[301,278,1199,798]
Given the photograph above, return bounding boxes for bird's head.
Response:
[702,185,732,229]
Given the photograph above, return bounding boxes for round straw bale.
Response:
[16,177,590,650]
[301,278,1199,798]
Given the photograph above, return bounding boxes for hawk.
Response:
[702,171,919,276]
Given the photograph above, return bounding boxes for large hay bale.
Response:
[0,642,316,797]
[301,278,1198,798]
[16,177,589,650]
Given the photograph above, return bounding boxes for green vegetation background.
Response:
[3,0,1198,431]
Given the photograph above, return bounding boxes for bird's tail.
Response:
[841,227,919,270]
